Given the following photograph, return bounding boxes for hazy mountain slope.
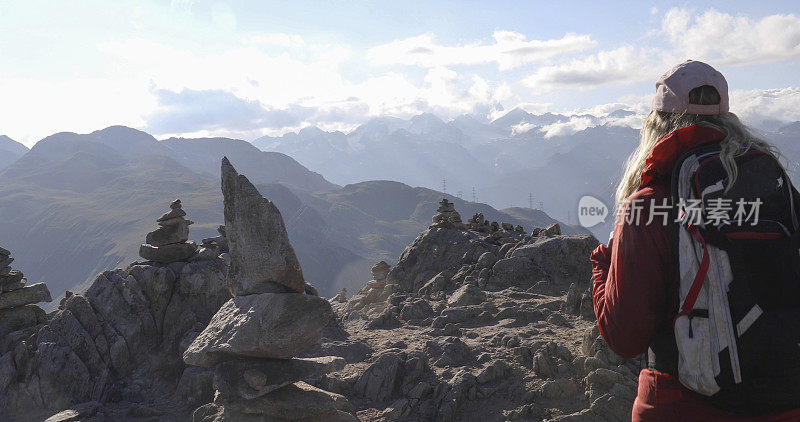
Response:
[489,108,569,130]
[253,116,496,196]
[0,127,341,304]
[482,125,639,239]
[161,136,338,192]
[0,126,583,305]
[0,135,28,171]
[304,180,591,264]
[0,147,219,305]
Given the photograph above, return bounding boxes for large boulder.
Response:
[139,242,198,264]
[0,283,51,310]
[0,305,46,338]
[204,381,356,421]
[388,228,494,293]
[447,284,486,307]
[183,292,334,367]
[508,235,599,285]
[221,157,306,295]
[214,356,346,400]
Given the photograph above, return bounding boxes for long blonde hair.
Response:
[615,94,778,210]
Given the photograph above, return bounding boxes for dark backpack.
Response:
[670,140,800,415]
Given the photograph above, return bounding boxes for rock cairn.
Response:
[343,260,399,323]
[333,288,348,303]
[467,212,491,232]
[185,157,357,421]
[0,245,51,344]
[431,199,466,229]
[193,225,229,261]
[139,199,198,263]
[202,225,229,255]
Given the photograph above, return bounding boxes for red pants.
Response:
[632,370,800,422]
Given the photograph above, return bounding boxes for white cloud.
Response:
[540,117,594,138]
[245,33,306,49]
[519,8,800,93]
[662,8,800,65]
[523,46,661,91]
[730,87,800,128]
[368,30,596,70]
[511,122,536,136]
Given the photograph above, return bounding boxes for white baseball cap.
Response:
[652,60,729,115]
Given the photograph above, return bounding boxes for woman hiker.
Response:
[591,60,800,421]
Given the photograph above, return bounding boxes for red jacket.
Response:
[590,124,800,421]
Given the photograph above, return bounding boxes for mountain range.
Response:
[0,126,584,307]
[3,109,797,305]
[254,109,800,239]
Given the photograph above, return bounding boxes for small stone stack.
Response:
[193,225,230,261]
[185,158,356,422]
[467,212,491,232]
[0,245,51,339]
[431,198,466,229]
[201,225,229,255]
[139,199,198,263]
[333,288,348,303]
[345,260,394,315]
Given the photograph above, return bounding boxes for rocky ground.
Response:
[304,213,639,422]
[0,164,638,421]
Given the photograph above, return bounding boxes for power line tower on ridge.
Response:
[529,193,533,209]
[442,178,447,194]
[472,186,476,203]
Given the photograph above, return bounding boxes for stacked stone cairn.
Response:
[0,245,51,343]
[193,225,229,261]
[202,225,228,254]
[184,157,357,422]
[139,199,198,263]
[467,212,491,232]
[333,288,348,303]
[431,199,527,246]
[430,198,466,229]
[344,261,396,316]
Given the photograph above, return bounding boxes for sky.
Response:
[1,0,799,147]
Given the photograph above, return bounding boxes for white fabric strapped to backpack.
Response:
[674,152,743,396]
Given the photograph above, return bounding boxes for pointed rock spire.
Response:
[221,157,305,295]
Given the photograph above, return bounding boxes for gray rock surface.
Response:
[184,293,334,367]
[0,282,51,310]
[214,356,346,400]
[0,251,231,419]
[222,157,306,295]
[447,284,486,307]
[205,381,356,421]
[139,241,198,263]
[508,235,599,285]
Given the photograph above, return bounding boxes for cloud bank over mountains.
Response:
[1,4,799,145]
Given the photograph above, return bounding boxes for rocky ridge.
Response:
[314,201,638,421]
[0,203,231,420]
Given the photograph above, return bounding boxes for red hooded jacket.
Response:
[590,124,800,421]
